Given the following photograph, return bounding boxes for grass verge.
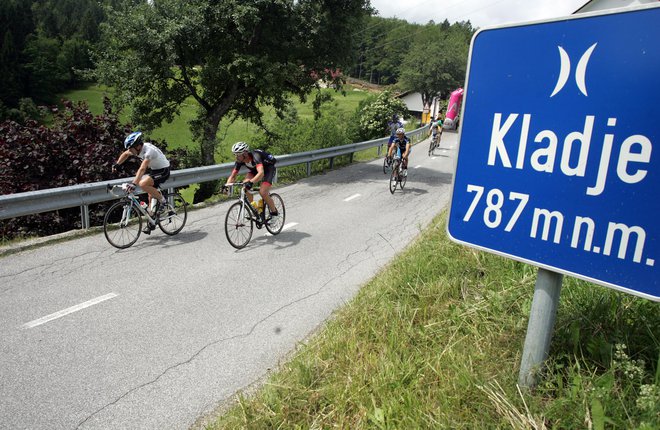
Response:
[207,212,659,429]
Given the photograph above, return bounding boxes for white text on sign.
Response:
[487,114,653,196]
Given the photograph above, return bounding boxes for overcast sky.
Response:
[368,0,590,29]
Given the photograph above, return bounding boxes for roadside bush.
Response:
[355,90,408,141]
[251,104,360,183]
[0,98,174,240]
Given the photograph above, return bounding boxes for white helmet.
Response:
[396,127,405,135]
[231,141,249,154]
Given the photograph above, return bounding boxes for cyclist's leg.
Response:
[138,175,163,203]
[259,167,277,214]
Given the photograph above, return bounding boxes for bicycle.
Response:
[383,150,392,174]
[389,153,407,194]
[103,184,187,249]
[428,133,440,156]
[223,182,286,249]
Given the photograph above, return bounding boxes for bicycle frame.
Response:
[109,185,158,226]
[225,183,265,225]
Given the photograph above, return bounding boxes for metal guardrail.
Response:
[0,126,427,226]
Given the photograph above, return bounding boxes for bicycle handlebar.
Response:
[223,182,261,195]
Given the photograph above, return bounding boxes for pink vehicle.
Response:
[443,88,463,130]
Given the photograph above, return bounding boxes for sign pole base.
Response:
[518,268,563,388]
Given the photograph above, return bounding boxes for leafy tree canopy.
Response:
[94,0,370,201]
[398,23,471,106]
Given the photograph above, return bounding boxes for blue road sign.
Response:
[447,5,659,301]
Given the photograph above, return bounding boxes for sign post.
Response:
[447,5,660,387]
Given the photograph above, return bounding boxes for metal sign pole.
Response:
[518,268,563,388]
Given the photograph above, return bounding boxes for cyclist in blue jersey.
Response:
[386,114,403,147]
[387,127,411,176]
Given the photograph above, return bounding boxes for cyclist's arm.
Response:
[114,149,133,168]
[133,158,150,185]
[248,164,265,184]
[226,167,241,185]
[403,143,411,158]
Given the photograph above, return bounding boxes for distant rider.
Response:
[387,114,403,151]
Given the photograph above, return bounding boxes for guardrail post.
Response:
[349,152,354,163]
[80,205,90,229]
[306,162,311,177]
[329,157,334,169]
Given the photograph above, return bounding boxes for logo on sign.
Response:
[550,43,597,97]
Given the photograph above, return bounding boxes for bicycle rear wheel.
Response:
[104,201,142,249]
[265,193,286,235]
[225,201,253,249]
[428,137,437,156]
[158,192,187,235]
[389,163,399,194]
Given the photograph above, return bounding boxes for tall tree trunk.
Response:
[193,108,222,203]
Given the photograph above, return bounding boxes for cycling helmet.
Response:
[124,131,143,149]
[396,127,405,135]
[231,141,250,154]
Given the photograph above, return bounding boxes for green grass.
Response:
[207,212,660,429]
[61,84,372,158]
[61,84,373,204]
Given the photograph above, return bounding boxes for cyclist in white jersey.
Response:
[112,131,171,233]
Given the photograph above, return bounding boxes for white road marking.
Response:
[22,293,118,329]
[344,194,361,202]
[414,165,422,169]
[264,222,298,236]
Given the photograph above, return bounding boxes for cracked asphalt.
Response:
[0,133,457,430]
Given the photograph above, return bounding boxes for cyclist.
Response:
[387,127,411,176]
[225,142,279,223]
[386,114,403,155]
[112,131,170,234]
[428,114,443,139]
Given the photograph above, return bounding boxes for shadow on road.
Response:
[231,229,312,252]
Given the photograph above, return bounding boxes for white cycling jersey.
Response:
[137,142,170,170]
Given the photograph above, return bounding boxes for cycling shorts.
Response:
[246,164,276,186]
[149,167,170,187]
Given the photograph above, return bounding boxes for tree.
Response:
[397,23,472,107]
[94,0,370,202]
[356,90,407,141]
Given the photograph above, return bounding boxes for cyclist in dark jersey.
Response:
[387,127,411,175]
[225,142,279,222]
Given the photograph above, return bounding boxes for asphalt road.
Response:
[0,133,457,430]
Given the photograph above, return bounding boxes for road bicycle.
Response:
[383,150,392,174]
[103,184,187,249]
[428,132,440,156]
[389,153,407,194]
[223,182,286,249]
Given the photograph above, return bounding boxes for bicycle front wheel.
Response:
[158,192,187,235]
[225,201,253,249]
[400,168,407,189]
[265,193,286,235]
[428,138,436,156]
[389,164,398,194]
[104,201,142,249]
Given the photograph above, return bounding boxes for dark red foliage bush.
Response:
[0,98,175,240]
